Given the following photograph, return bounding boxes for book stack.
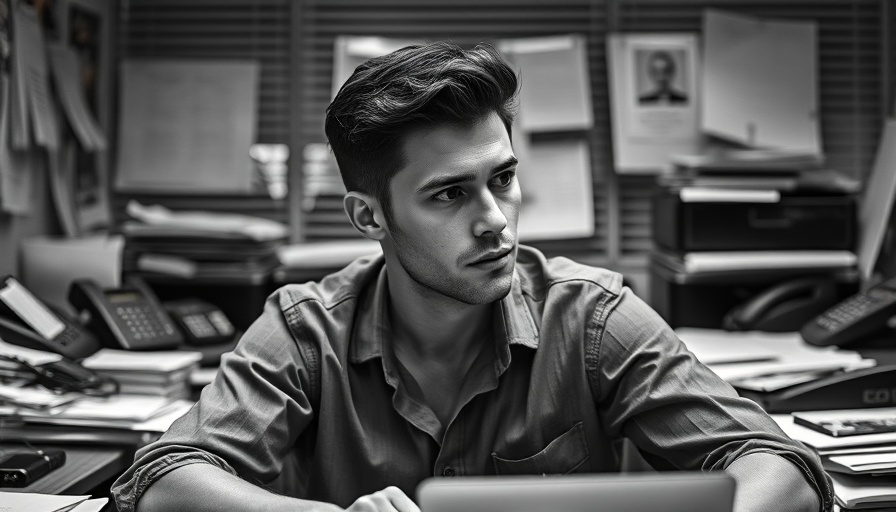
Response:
[773,409,896,511]
[120,201,288,281]
[81,349,203,399]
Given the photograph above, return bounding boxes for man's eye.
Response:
[433,187,463,202]
[491,171,515,188]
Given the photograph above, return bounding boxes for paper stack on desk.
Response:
[771,412,896,510]
[675,328,874,385]
[81,348,203,399]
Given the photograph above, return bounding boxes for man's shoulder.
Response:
[273,253,384,312]
[515,245,624,300]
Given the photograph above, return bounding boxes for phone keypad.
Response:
[183,314,217,338]
[117,305,175,341]
[817,286,896,331]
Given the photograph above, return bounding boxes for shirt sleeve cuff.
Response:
[111,450,238,512]
[707,445,834,512]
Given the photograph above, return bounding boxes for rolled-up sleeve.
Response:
[592,287,834,511]
[111,292,316,512]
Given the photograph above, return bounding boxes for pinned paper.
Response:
[11,3,59,150]
[702,9,820,154]
[47,42,107,152]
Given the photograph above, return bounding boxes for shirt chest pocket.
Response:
[491,422,589,476]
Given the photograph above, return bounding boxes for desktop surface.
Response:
[416,472,735,512]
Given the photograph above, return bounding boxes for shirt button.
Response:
[442,466,456,477]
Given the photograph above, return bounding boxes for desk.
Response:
[1,445,128,495]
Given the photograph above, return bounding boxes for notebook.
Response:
[417,472,735,512]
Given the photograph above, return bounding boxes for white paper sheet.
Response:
[500,34,593,133]
[0,75,35,215]
[115,60,259,193]
[607,33,702,173]
[516,139,594,241]
[11,3,59,150]
[702,9,820,154]
[47,43,107,151]
[0,492,88,512]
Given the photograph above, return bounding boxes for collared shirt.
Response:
[111,245,833,511]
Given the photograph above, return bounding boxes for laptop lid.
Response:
[417,472,735,512]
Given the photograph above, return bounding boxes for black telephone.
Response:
[723,276,839,333]
[68,277,184,350]
[0,275,101,360]
[800,275,896,347]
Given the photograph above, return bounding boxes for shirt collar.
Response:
[349,264,540,365]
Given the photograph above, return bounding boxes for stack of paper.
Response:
[81,349,202,398]
[675,328,874,384]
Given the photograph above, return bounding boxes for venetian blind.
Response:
[114,0,888,274]
[113,0,292,224]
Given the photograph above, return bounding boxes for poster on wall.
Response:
[607,33,702,174]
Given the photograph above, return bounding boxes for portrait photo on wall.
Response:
[636,48,689,106]
[607,33,702,174]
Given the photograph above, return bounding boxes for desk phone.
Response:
[69,277,183,350]
[164,298,235,345]
[801,276,896,347]
[0,275,101,360]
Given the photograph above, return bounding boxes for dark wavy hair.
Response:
[325,41,519,217]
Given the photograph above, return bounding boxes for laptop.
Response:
[417,472,735,512]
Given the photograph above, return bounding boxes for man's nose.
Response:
[472,191,507,237]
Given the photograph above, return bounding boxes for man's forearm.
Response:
[725,452,823,512]
[136,462,341,512]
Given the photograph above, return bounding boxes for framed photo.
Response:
[607,33,702,174]
[51,0,113,235]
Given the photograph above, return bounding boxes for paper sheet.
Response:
[607,33,702,173]
[499,34,593,133]
[47,42,107,151]
[331,36,419,99]
[115,60,259,193]
[516,139,594,241]
[20,235,124,314]
[0,75,35,215]
[702,9,820,154]
[11,3,59,150]
[0,492,89,512]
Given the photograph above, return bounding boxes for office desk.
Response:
[1,445,128,495]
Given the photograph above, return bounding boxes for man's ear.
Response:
[344,192,387,241]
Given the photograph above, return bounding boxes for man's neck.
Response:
[385,266,494,361]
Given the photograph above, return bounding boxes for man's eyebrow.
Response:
[416,156,519,194]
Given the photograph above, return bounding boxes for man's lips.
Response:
[470,246,514,265]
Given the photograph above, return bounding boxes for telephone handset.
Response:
[0,275,101,360]
[68,277,183,350]
[800,275,896,347]
[723,276,839,333]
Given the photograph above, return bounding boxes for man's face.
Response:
[648,53,675,86]
[383,112,520,305]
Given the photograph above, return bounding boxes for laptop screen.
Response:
[417,472,735,512]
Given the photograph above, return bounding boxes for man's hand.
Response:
[344,486,421,512]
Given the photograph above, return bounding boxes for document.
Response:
[0,75,35,215]
[856,119,896,281]
[11,3,59,150]
[516,139,594,241]
[679,250,856,273]
[675,328,873,383]
[499,35,593,133]
[607,33,702,173]
[0,492,89,512]
[702,9,820,154]
[47,43,107,152]
[115,60,259,193]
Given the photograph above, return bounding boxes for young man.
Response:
[112,42,832,512]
